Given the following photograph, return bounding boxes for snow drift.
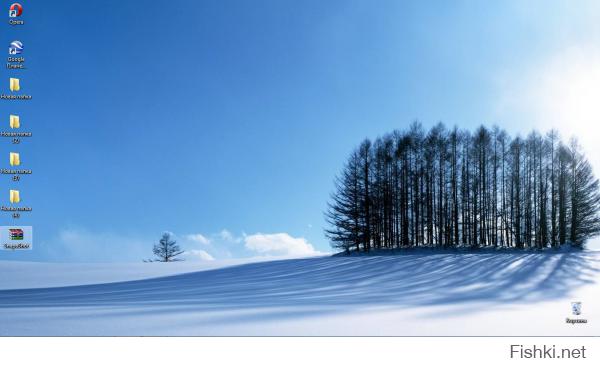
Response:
[0,249,598,336]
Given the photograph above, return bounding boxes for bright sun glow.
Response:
[497,44,600,174]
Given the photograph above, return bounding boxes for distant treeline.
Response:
[326,122,600,253]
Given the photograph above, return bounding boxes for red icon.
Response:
[9,3,23,18]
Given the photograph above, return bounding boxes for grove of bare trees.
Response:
[326,123,600,253]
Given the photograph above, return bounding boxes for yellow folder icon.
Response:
[9,78,20,92]
[10,115,20,129]
[10,190,20,204]
[9,152,20,166]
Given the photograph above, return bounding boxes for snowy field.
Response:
[0,248,599,336]
[0,258,275,290]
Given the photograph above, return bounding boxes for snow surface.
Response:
[0,248,599,336]
[0,258,274,290]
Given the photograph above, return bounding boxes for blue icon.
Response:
[572,302,582,315]
[9,40,22,55]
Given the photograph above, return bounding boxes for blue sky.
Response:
[2,0,600,262]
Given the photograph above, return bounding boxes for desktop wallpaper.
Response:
[0,0,599,336]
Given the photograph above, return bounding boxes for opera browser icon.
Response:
[9,3,23,18]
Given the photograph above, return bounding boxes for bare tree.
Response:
[568,139,600,246]
[150,232,184,262]
[325,123,600,253]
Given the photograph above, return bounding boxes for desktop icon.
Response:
[9,40,22,55]
[9,228,23,240]
[9,189,20,204]
[572,302,582,316]
[9,152,20,166]
[9,78,20,92]
[9,115,19,129]
[9,3,22,17]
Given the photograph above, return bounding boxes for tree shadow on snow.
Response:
[0,251,599,322]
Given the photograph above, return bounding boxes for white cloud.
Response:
[244,232,322,257]
[182,249,215,261]
[52,228,149,262]
[50,228,325,262]
[185,233,210,245]
[219,229,242,243]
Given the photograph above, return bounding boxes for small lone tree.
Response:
[151,232,184,262]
